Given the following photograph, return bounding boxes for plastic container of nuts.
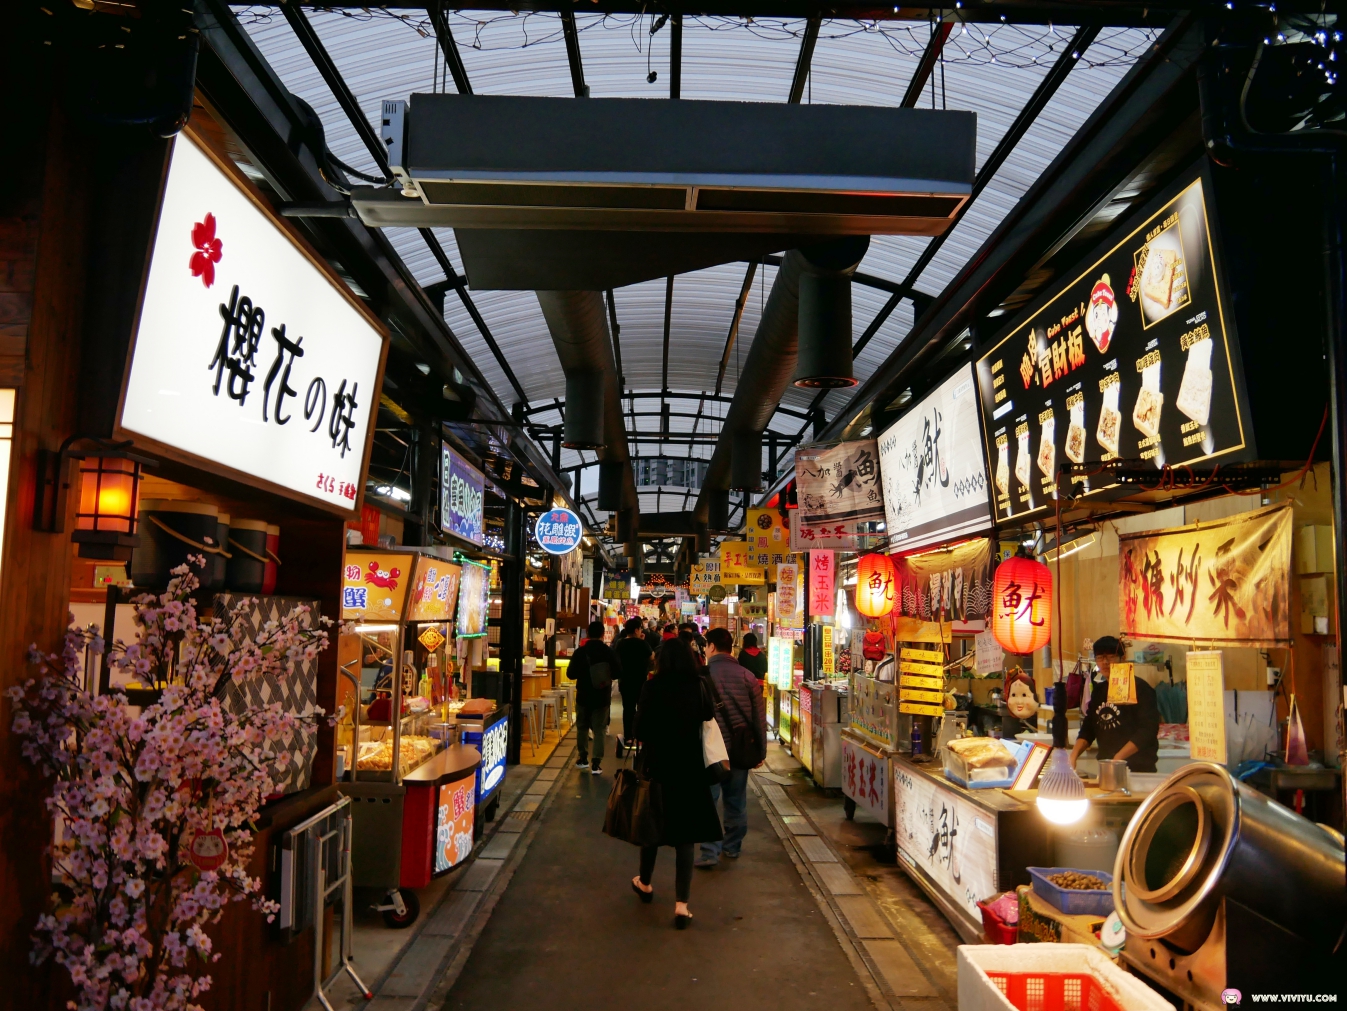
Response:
[1026,866,1115,916]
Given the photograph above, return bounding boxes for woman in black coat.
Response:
[630,638,723,927]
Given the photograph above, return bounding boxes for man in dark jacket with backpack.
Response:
[696,627,767,867]
[568,620,621,775]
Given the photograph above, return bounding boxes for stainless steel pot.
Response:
[1113,762,1345,953]
[1098,759,1131,794]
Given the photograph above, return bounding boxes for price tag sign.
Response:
[899,660,943,677]
[1107,661,1138,705]
[900,674,943,691]
[900,688,944,704]
[900,647,943,663]
[899,701,945,717]
[1186,651,1227,763]
[975,630,1001,675]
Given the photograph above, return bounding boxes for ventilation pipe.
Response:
[563,371,605,448]
[694,236,869,526]
[731,430,763,491]
[536,289,638,530]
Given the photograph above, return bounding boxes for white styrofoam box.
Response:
[957,944,1172,1011]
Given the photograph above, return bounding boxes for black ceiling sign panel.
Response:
[359,94,975,235]
[454,229,824,291]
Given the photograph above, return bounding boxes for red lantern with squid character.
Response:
[991,555,1053,654]
[854,552,899,618]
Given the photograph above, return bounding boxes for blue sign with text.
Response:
[534,507,583,555]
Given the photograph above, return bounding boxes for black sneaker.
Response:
[576,758,590,769]
[590,765,602,775]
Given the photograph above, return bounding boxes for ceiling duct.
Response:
[367,96,974,236]
[563,371,604,448]
[731,430,763,492]
[536,290,637,526]
[796,274,857,388]
[707,490,731,532]
[695,236,869,525]
[597,461,625,512]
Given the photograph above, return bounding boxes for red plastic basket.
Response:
[982,972,1124,1011]
[977,900,1019,945]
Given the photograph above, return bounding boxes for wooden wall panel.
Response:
[0,97,90,1010]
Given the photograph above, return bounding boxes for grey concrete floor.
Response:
[440,726,880,1011]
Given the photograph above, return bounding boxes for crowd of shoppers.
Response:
[570,616,768,929]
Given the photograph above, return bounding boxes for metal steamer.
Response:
[1113,763,1346,1007]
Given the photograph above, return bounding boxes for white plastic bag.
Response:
[702,718,729,767]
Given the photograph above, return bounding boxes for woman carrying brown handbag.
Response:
[629,637,723,928]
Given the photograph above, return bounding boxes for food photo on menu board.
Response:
[456,560,491,638]
[974,164,1252,522]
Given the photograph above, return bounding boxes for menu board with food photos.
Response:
[975,165,1251,522]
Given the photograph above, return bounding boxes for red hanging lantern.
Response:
[854,552,899,618]
[991,555,1053,655]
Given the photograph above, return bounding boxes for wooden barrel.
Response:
[263,523,281,594]
[130,500,221,592]
[226,519,269,593]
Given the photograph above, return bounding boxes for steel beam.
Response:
[900,19,953,108]
[561,11,588,97]
[427,4,474,95]
[670,13,683,99]
[279,3,391,178]
[788,14,822,104]
[715,261,758,397]
[418,227,529,405]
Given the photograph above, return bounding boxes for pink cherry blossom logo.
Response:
[189,212,223,288]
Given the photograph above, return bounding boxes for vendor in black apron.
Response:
[1069,635,1161,773]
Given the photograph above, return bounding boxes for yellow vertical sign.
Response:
[1186,651,1227,763]
[821,624,834,675]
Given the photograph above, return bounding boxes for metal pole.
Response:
[392,624,405,786]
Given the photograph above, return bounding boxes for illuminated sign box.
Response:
[974,164,1251,524]
[118,128,385,514]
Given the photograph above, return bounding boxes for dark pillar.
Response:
[408,420,439,546]
[503,498,527,764]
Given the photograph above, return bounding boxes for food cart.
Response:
[336,547,484,927]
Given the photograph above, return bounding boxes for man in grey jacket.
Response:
[696,626,767,867]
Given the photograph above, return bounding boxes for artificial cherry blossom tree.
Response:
[8,558,330,1011]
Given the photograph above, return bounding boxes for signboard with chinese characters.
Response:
[406,557,461,623]
[604,572,632,600]
[975,167,1251,524]
[809,551,835,617]
[893,762,999,920]
[719,542,766,584]
[691,560,721,595]
[441,447,485,546]
[776,561,802,627]
[535,508,584,555]
[878,364,992,551]
[341,549,412,621]
[746,507,793,579]
[1119,503,1291,646]
[795,440,885,526]
[434,777,476,875]
[789,511,873,552]
[119,129,384,514]
[474,716,510,799]
[841,735,890,823]
[1186,651,1227,763]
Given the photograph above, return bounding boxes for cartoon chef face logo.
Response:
[1085,274,1119,353]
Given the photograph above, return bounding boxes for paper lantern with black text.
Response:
[991,555,1053,654]
[854,552,899,618]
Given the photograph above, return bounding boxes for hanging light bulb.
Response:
[1036,661,1088,825]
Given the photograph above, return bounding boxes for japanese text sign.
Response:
[441,447,485,546]
[121,131,382,513]
[1119,503,1291,646]
[341,549,412,621]
[809,550,835,617]
[975,168,1250,523]
[795,439,885,526]
[878,364,992,551]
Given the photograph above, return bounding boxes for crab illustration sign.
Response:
[535,507,584,556]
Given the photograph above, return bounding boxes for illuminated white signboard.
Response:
[119,131,385,512]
